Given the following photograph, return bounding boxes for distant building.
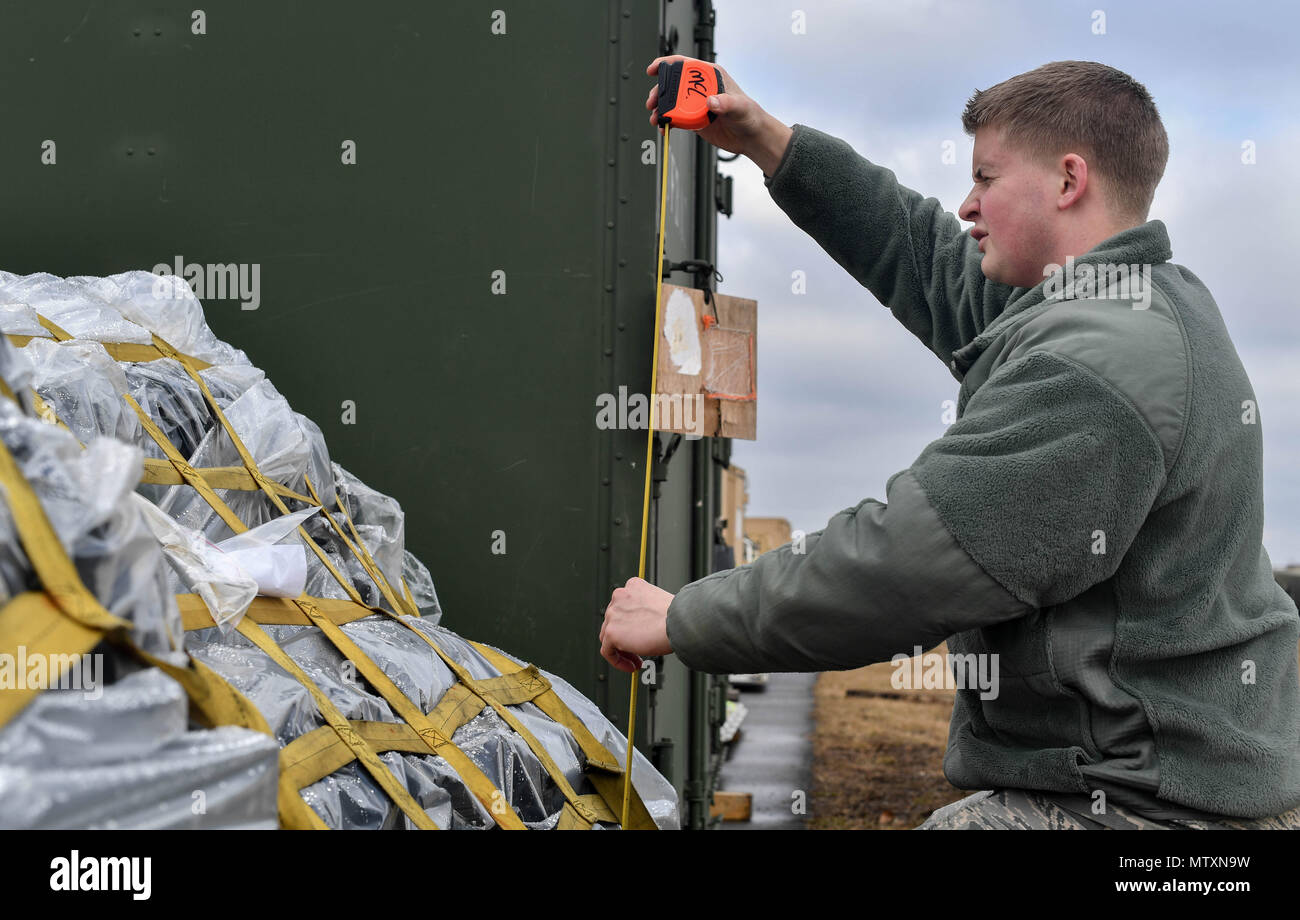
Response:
[719,464,749,568]
[743,517,793,564]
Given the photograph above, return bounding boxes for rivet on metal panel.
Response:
[613,517,623,526]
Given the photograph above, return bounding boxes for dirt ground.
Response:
[809,644,968,829]
[807,638,1300,829]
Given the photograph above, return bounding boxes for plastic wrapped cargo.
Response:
[0,668,280,829]
[0,271,678,830]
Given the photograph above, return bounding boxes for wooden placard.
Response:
[654,284,757,440]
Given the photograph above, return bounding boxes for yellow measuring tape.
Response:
[621,123,673,828]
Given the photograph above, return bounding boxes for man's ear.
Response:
[1058,153,1089,210]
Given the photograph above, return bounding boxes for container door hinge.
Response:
[662,258,723,306]
[716,171,733,217]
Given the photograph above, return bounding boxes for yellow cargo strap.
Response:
[0,436,130,638]
[472,640,658,829]
[334,484,420,617]
[149,351,374,608]
[141,458,313,503]
[177,593,383,631]
[275,663,617,827]
[0,391,297,818]
[127,380,526,829]
[303,476,415,618]
[231,614,442,830]
[368,613,608,827]
[0,590,119,729]
[8,322,656,829]
[5,315,213,371]
[34,314,72,341]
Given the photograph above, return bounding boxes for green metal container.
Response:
[0,0,730,828]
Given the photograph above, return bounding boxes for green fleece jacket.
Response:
[664,123,1300,819]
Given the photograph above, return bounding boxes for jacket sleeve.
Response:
[664,351,1167,674]
[764,124,1018,368]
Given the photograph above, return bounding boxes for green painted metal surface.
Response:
[0,0,728,825]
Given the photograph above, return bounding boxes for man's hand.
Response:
[599,577,675,674]
[645,55,793,177]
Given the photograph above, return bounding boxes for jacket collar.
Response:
[949,219,1174,378]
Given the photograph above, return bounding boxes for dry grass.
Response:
[808,634,1300,829]
[809,645,968,829]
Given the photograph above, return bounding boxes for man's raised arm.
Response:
[759,122,1017,367]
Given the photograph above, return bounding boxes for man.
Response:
[600,57,1300,829]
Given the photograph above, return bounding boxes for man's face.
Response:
[958,126,1059,288]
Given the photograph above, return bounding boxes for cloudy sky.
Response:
[710,0,1300,567]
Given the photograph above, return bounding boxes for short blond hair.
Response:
[962,61,1169,221]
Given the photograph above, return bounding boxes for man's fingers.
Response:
[613,650,642,673]
[600,640,638,674]
[599,618,640,674]
[646,53,690,76]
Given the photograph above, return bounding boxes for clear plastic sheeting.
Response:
[22,337,141,447]
[401,549,442,623]
[0,271,155,346]
[333,463,406,592]
[154,376,335,543]
[0,396,184,660]
[125,358,237,469]
[185,616,679,829]
[0,269,680,829]
[0,669,279,829]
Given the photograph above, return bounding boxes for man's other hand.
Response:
[600,577,675,674]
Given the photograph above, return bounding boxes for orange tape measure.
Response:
[655,58,724,130]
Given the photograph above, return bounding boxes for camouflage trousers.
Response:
[915,789,1300,830]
